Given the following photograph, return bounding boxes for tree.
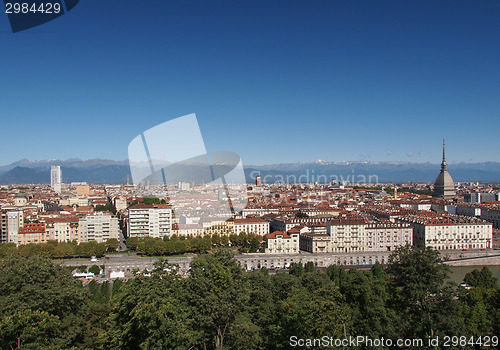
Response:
[289,262,304,278]
[125,237,139,251]
[102,274,200,349]
[211,234,221,246]
[0,255,89,348]
[387,245,460,339]
[326,264,347,288]
[105,238,120,252]
[249,237,260,252]
[89,264,101,275]
[220,235,229,246]
[186,250,256,349]
[304,261,315,273]
[95,203,117,215]
[0,309,62,350]
[463,267,498,290]
[111,279,123,298]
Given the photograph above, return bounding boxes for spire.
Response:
[441,138,447,171]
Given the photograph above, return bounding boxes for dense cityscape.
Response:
[1,144,500,349]
[1,144,499,259]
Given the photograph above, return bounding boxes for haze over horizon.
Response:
[3,156,500,169]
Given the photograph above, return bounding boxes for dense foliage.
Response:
[0,240,109,258]
[94,203,117,215]
[0,247,498,349]
[127,232,263,256]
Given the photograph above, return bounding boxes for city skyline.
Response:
[1,0,499,165]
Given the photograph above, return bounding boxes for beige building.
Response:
[402,215,492,250]
[79,211,120,243]
[299,226,331,253]
[76,184,90,196]
[44,216,79,242]
[17,223,47,245]
[365,221,413,252]
[203,219,234,237]
[114,197,128,212]
[233,218,270,236]
[329,218,366,253]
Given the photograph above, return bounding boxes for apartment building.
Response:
[233,218,270,236]
[299,225,332,253]
[6,210,24,244]
[329,217,366,253]
[79,211,120,243]
[402,214,492,250]
[365,221,413,252]
[480,207,500,229]
[17,223,47,245]
[265,228,300,254]
[44,216,79,242]
[127,203,172,238]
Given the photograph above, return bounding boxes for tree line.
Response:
[0,239,120,258]
[126,232,263,256]
[0,246,499,349]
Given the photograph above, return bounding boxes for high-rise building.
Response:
[7,210,24,244]
[50,166,62,188]
[79,211,120,243]
[256,174,262,186]
[127,203,172,238]
[433,140,456,198]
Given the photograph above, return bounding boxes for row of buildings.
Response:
[263,210,492,254]
[1,209,120,245]
[125,203,270,238]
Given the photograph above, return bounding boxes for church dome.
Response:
[433,140,456,198]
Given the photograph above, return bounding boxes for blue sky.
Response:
[1,0,499,165]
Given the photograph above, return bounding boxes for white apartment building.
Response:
[402,215,493,250]
[265,228,300,254]
[51,166,62,188]
[233,218,270,236]
[365,221,413,252]
[7,210,24,244]
[329,218,366,253]
[127,203,172,238]
[79,211,120,243]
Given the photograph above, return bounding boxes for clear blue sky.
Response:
[1,0,499,165]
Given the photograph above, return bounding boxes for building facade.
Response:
[127,203,172,238]
[50,166,62,188]
[79,211,120,243]
[233,218,270,236]
[403,215,492,250]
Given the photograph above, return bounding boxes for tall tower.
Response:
[433,139,456,198]
[256,174,262,187]
[50,166,62,188]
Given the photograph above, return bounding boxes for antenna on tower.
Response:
[441,138,448,171]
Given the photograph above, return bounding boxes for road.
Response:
[58,249,500,281]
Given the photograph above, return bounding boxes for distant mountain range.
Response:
[1,158,500,184]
